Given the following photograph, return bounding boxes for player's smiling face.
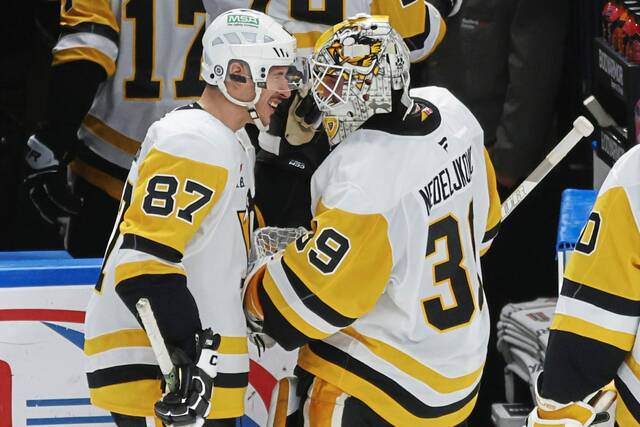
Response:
[255,65,292,127]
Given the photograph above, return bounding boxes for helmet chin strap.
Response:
[218,81,268,130]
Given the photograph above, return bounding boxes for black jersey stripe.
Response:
[561,278,640,317]
[482,223,500,243]
[61,22,119,45]
[541,330,626,403]
[307,341,480,418]
[616,375,640,423]
[259,282,314,351]
[121,234,183,263]
[87,364,161,388]
[87,365,248,389]
[281,258,355,328]
[76,143,130,182]
[215,372,249,388]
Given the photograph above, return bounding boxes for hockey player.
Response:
[24,0,211,257]
[527,144,640,426]
[207,0,463,228]
[83,10,305,426]
[243,15,501,426]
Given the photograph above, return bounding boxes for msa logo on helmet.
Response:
[227,14,259,27]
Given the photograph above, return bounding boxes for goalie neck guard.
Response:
[310,14,412,146]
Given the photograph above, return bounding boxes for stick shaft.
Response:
[501,127,584,220]
[136,298,177,391]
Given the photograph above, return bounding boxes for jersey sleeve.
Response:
[254,197,393,350]
[52,0,120,77]
[370,0,446,63]
[113,131,230,357]
[541,180,640,404]
[480,147,501,255]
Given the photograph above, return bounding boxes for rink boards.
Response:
[0,252,296,426]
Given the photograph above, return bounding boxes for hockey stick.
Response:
[136,298,206,427]
[136,298,178,392]
[583,95,618,129]
[500,116,594,220]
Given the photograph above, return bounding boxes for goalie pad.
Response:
[266,377,300,427]
[526,373,617,427]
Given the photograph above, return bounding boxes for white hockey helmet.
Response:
[201,9,307,129]
[310,14,411,145]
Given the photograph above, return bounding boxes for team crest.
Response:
[323,117,339,139]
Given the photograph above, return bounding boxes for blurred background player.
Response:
[23,0,209,257]
[82,10,305,426]
[22,0,459,257]
[527,144,640,426]
[207,0,462,229]
[243,15,501,426]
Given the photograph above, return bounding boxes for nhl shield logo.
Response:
[323,117,339,139]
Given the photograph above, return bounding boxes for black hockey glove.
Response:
[24,134,82,224]
[258,88,322,155]
[155,329,221,426]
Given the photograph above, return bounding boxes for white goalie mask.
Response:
[201,9,308,130]
[310,15,411,145]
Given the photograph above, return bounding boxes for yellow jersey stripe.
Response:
[83,114,140,155]
[262,270,329,341]
[371,0,426,37]
[308,377,345,427]
[294,31,323,49]
[537,403,595,424]
[283,202,392,319]
[564,187,640,302]
[616,390,640,426]
[218,336,248,355]
[625,355,640,381]
[60,0,119,33]
[341,327,483,393]
[90,378,245,418]
[114,260,185,287]
[90,378,161,417]
[70,158,124,200]
[298,342,478,426]
[52,46,116,77]
[120,148,227,257]
[272,378,290,427]
[84,329,150,356]
[299,346,477,426]
[551,314,635,351]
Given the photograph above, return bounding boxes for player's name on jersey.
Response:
[418,147,474,215]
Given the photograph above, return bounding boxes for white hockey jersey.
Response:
[253,87,501,425]
[84,104,255,418]
[206,0,446,62]
[542,144,640,426]
[54,0,207,199]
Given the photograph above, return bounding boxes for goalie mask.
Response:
[310,15,411,146]
[201,9,308,130]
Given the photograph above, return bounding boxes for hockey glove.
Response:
[243,259,276,356]
[526,373,616,426]
[258,88,322,156]
[24,134,82,224]
[155,329,221,426]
